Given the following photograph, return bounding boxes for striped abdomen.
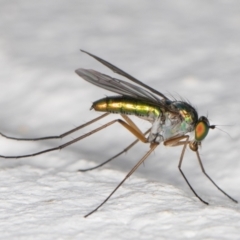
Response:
[91,96,161,121]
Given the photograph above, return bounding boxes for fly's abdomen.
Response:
[91,96,161,119]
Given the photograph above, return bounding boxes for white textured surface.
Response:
[0,1,240,239]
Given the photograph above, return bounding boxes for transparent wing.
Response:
[75,69,165,105]
[80,50,170,100]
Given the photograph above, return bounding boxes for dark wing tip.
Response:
[75,68,95,77]
[75,68,84,76]
[75,68,92,79]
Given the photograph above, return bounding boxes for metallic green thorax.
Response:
[171,101,198,125]
[92,96,161,121]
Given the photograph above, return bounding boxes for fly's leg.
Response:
[164,136,209,205]
[78,114,150,171]
[84,143,159,218]
[0,117,148,159]
[78,128,151,172]
[0,113,109,141]
[120,114,143,133]
[195,151,237,203]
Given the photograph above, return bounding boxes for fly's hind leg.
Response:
[0,116,148,159]
[0,113,109,141]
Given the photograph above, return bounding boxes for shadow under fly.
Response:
[0,50,237,217]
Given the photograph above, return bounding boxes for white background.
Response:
[0,1,240,239]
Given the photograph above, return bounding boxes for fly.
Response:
[0,50,237,217]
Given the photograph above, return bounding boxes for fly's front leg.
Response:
[195,151,237,203]
[163,135,189,147]
[164,135,209,205]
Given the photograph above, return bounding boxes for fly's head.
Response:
[189,116,215,152]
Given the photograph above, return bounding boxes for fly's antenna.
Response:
[212,124,233,140]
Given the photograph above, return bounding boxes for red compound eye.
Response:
[195,121,209,141]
